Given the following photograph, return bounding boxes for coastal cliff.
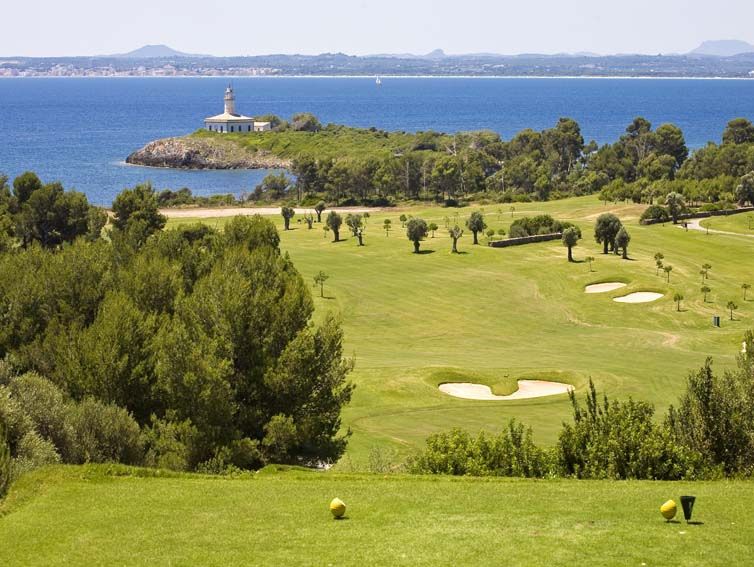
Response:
[126,136,291,170]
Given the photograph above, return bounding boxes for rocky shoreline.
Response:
[126,136,291,170]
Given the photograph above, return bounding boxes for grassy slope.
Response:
[1,465,752,566]
[700,213,754,235]
[167,195,752,467]
[191,127,438,161]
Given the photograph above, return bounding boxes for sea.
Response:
[1,77,754,205]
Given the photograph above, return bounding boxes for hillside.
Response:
[689,40,754,57]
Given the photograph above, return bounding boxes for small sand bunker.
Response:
[585,282,627,294]
[613,292,664,304]
[439,380,574,401]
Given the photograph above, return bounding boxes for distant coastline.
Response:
[2,74,753,80]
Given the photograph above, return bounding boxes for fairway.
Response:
[0,466,751,566]
[165,196,753,467]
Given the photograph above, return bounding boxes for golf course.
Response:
[1,194,753,565]
[169,195,752,466]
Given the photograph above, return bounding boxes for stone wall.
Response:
[488,232,562,248]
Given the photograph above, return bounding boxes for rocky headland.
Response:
[126,136,291,170]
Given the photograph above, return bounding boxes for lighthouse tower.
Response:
[224,85,236,115]
[204,85,271,133]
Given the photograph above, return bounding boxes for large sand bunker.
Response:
[585,282,627,294]
[613,292,664,304]
[439,380,574,401]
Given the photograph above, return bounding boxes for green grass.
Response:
[1,465,752,566]
[166,195,752,467]
[700,213,754,235]
[191,126,442,161]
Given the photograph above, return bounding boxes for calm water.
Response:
[1,77,754,205]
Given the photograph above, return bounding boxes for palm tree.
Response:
[663,265,673,283]
[673,292,684,312]
[743,283,751,301]
[585,256,595,272]
[727,301,738,321]
[701,285,711,302]
[654,252,664,276]
[700,269,708,284]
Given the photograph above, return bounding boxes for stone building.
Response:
[204,86,271,133]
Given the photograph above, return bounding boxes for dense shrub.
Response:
[558,381,701,480]
[0,419,10,497]
[509,215,575,238]
[7,372,70,453]
[142,415,200,472]
[640,204,670,223]
[12,431,60,480]
[64,398,144,465]
[409,421,553,477]
[667,344,754,476]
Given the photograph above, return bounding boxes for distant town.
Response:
[3,42,754,78]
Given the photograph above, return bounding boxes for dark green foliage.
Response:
[640,204,670,223]
[326,211,343,242]
[409,421,553,477]
[558,381,700,480]
[465,211,487,244]
[280,206,295,230]
[667,352,754,476]
[0,206,353,472]
[593,213,623,254]
[562,227,581,261]
[0,419,10,497]
[509,215,575,238]
[111,182,166,238]
[12,171,42,204]
[722,118,754,145]
[64,398,144,465]
[406,218,428,253]
[254,173,292,202]
[615,226,631,259]
[291,113,322,132]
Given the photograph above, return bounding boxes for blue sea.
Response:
[1,77,754,205]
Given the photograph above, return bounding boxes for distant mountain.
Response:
[111,44,213,58]
[689,40,754,57]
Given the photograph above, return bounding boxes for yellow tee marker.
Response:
[330,498,346,519]
[660,500,677,521]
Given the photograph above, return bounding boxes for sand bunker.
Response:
[585,282,627,294]
[613,292,664,304]
[439,380,574,401]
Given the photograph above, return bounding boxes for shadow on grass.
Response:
[415,250,436,255]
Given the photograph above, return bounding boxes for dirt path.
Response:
[160,206,384,219]
[681,218,754,238]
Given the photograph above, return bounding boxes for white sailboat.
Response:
[376,76,382,86]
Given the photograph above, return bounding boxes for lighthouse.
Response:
[204,85,271,134]
[224,85,236,115]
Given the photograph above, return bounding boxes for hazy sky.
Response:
[3,0,754,57]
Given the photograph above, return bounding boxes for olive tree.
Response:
[314,201,326,223]
[701,286,711,302]
[428,222,439,238]
[594,213,623,254]
[727,301,738,320]
[466,211,487,245]
[673,292,684,312]
[383,219,392,237]
[313,271,329,298]
[406,218,428,253]
[562,227,581,262]
[281,206,295,230]
[449,225,463,254]
[615,226,631,259]
[326,211,343,242]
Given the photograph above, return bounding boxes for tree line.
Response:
[246,117,754,208]
[0,179,354,496]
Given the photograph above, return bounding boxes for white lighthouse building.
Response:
[204,86,271,133]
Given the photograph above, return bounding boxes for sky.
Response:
[2,0,754,57]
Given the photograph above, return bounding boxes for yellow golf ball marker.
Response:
[660,499,677,520]
[330,497,346,519]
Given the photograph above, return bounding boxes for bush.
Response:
[409,421,553,477]
[142,415,200,472]
[640,205,671,223]
[667,353,754,476]
[64,398,144,465]
[558,381,701,480]
[12,431,60,481]
[0,419,10,497]
[8,373,70,454]
[509,215,574,238]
